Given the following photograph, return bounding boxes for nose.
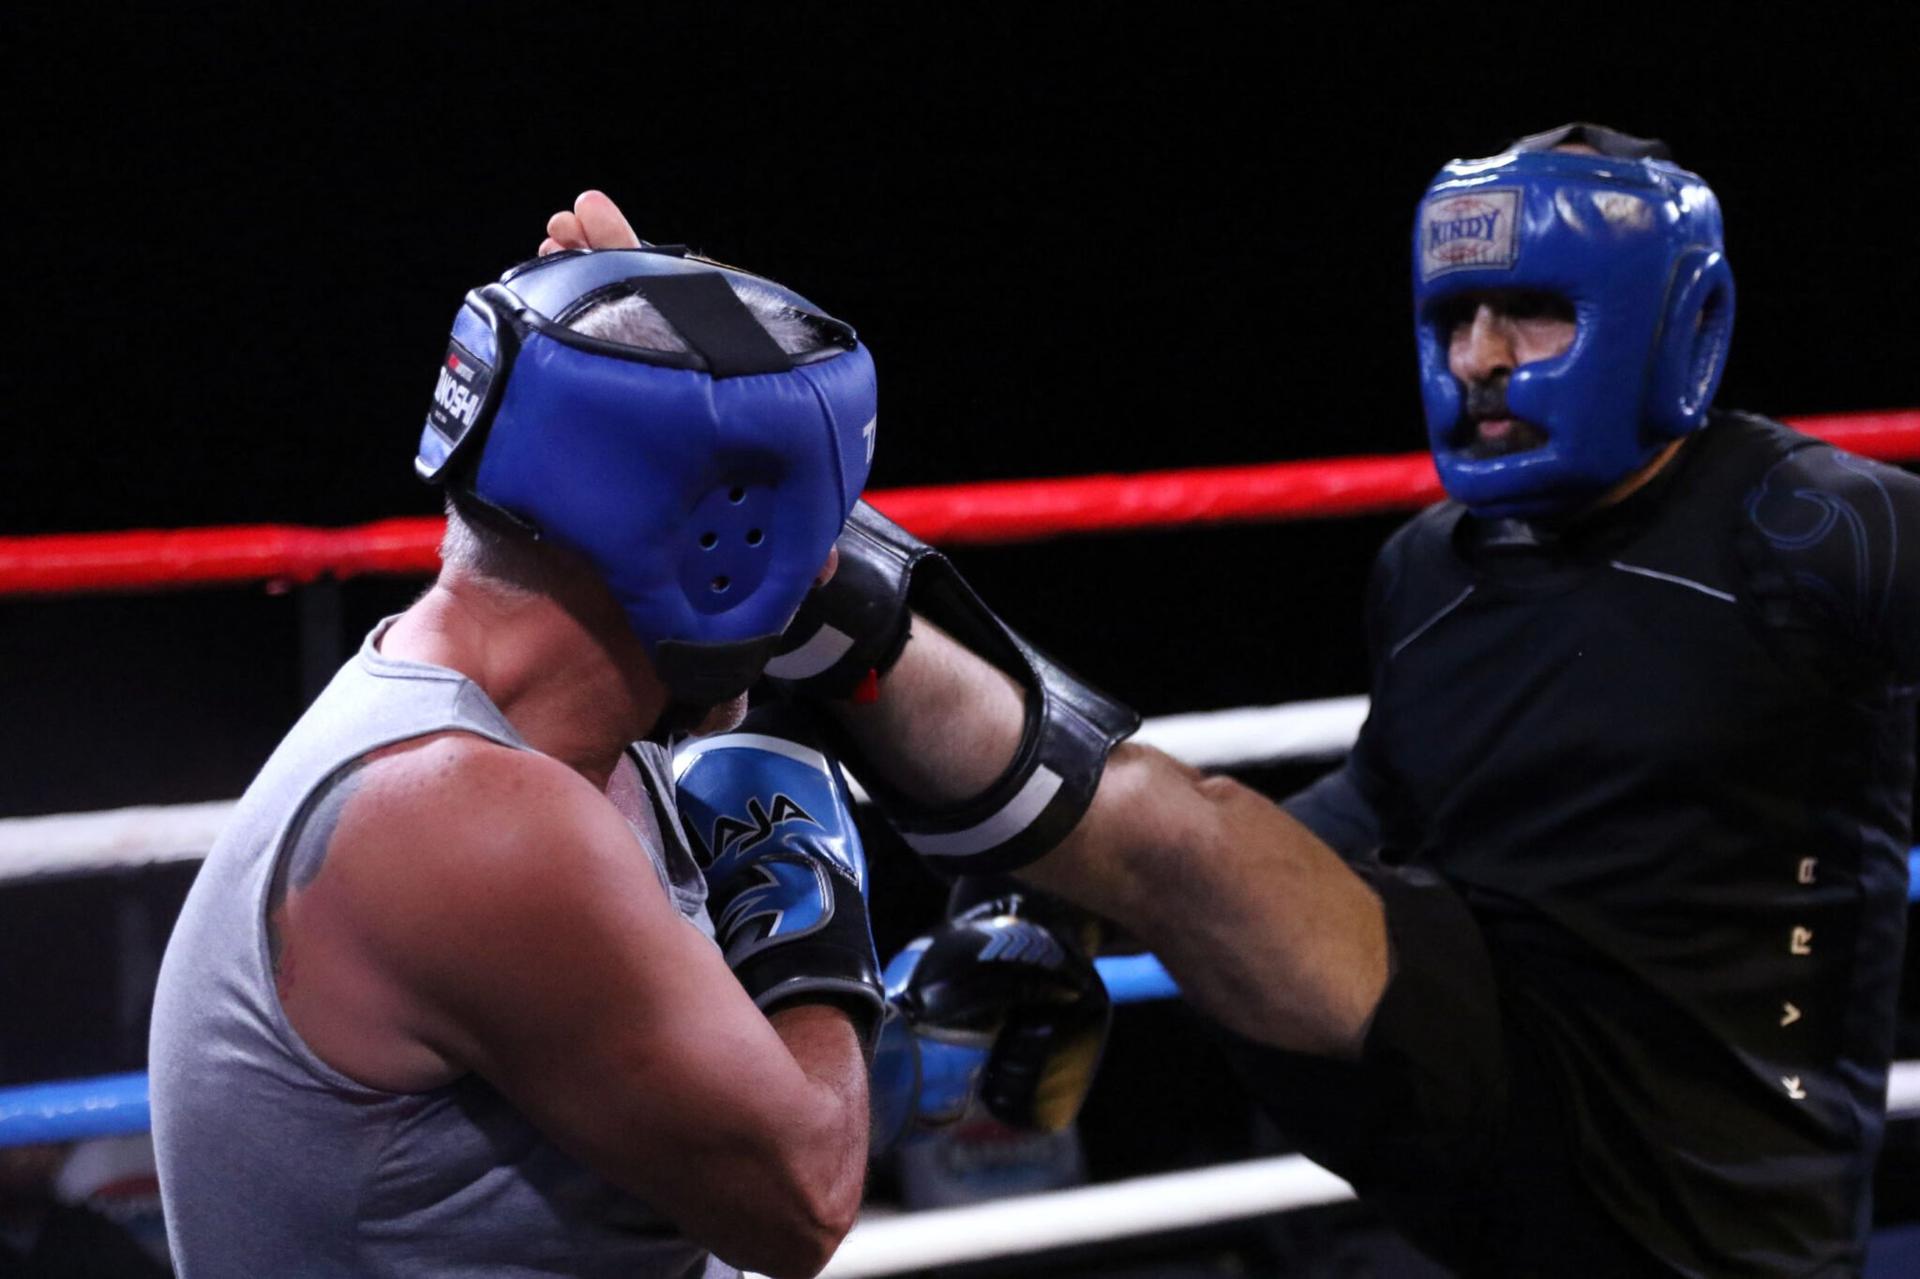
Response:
[1449,304,1515,385]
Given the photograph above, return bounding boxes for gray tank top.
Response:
[150,622,734,1278]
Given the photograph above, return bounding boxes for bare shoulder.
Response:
[312,731,695,1077]
[270,732,669,1090]
[336,732,658,922]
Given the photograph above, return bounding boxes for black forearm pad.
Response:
[777,501,1139,873]
[865,555,1141,875]
[763,502,929,698]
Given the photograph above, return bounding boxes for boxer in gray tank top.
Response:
[151,624,732,1278]
[151,202,884,1278]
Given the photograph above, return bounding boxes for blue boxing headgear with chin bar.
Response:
[1411,123,1735,518]
[416,247,877,705]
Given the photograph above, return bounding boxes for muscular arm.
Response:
[832,620,1389,1058]
[278,736,865,1279]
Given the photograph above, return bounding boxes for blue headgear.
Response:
[417,247,877,703]
[1411,124,1735,518]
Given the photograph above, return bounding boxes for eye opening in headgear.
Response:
[1427,288,1576,336]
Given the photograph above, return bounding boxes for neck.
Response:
[1585,436,1690,514]
[381,569,664,790]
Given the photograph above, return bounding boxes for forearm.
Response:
[683,1005,867,1278]
[1025,743,1390,1058]
[766,1002,870,1218]
[769,1003,868,1131]
[829,613,1025,805]
[667,712,884,1277]
[830,610,1386,1056]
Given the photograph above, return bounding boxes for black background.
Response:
[6,2,1916,819]
[2,0,1919,1236]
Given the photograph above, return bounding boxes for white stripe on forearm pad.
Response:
[763,625,856,679]
[900,767,1064,858]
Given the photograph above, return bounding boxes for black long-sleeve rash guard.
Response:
[1288,412,1920,1278]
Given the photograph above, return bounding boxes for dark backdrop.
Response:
[3,1,1919,1226]
[6,3,1916,817]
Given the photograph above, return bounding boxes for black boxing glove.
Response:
[867,891,1111,1152]
[672,704,885,1050]
[768,501,1140,875]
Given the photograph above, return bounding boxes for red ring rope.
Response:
[3,410,1914,596]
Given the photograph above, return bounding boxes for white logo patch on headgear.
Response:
[1420,189,1520,280]
[427,338,492,446]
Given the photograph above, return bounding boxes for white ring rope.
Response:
[822,1069,1920,1275]
[818,1154,1356,1277]
[5,692,1918,1275]
[0,800,238,878]
[0,696,1371,880]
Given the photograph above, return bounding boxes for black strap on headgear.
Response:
[629,272,795,378]
[1508,121,1673,162]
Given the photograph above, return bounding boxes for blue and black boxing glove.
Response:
[672,704,886,1051]
[868,890,1111,1153]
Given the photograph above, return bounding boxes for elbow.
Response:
[806,1174,862,1248]
[734,1118,864,1278]
[737,1179,857,1279]
[785,1210,857,1279]
[784,1137,863,1274]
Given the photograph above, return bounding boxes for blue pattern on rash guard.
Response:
[1743,440,1920,693]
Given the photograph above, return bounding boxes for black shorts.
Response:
[1216,864,1671,1278]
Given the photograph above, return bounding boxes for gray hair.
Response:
[568,278,829,357]
[439,274,829,587]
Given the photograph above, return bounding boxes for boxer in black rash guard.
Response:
[820,126,1917,1275]
[1272,123,1920,1272]
[559,130,1918,1276]
[1252,127,1920,1274]
[1280,406,1920,1273]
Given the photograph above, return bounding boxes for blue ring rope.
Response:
[3,847,1915,1149]
[0,1071,150,1148]
[0,959,1185,1150]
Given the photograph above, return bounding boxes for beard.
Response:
[1456,376,1549,459]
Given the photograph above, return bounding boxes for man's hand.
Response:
[538,189,643,256]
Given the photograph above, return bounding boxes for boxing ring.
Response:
[2,408,1917,1275]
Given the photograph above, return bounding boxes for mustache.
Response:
[1452,376,1548,460]
[1463,378,1510,421]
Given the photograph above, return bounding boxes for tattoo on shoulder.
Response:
[267,761,371,977]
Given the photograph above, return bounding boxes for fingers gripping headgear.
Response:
[1411,123,1735,517]
[417,248,878,703]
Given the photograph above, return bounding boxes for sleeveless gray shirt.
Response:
[150,622,734,1278]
